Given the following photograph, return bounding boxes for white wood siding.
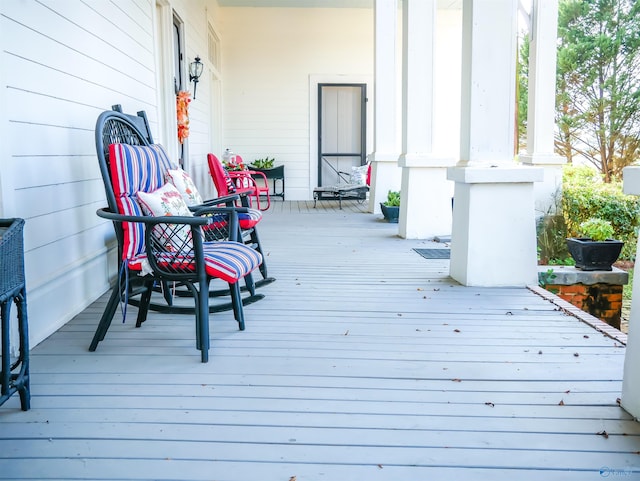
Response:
[219,6,462,201]
[0,0,217,347]
[220,7,374,200]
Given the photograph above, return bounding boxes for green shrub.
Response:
[537,214,571,264]
[562,165,640,260]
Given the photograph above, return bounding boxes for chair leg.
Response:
[244,272,256,296]
[250,228,268,279]
[196,279,210,363]
[89,284,121,351]
[135,279,154,328]
[229,282,245,331]
[160,280,174,306]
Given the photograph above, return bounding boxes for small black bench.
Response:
[313,184,369,209]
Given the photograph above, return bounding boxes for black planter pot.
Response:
[380,203,399,223]
[566,237,624,271]
[250,165,284,179]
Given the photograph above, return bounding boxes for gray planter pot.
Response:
[380,203,399,223]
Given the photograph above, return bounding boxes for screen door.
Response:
[318,84,366,186]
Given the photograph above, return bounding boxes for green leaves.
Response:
[555,0,640,181]
[562,165,640,258]
[384,190,401,207]
[251,157,275,169]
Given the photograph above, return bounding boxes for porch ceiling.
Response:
[217,0,462,8]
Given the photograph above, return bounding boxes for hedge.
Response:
[562,165,640,260]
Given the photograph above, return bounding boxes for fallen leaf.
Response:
[506,311,513,315]
[574,353,580,357]
[417,288,424,291]
[289,477,297,481]
[617,398,622,405]
[558,400,565,406]
[565,390,571,394]
[344,330,349,336]
[454,329,461,333]
[485,402,495,407]
[584,335,590,339]
[377,464,383,469]
[597,430,609,439]
[538,350,543,355]
[452,378,462,382]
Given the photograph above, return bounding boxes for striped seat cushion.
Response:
[239,209,262,229]
[127,241,262,283]
[109,143,174,260]
[207,208,262,231]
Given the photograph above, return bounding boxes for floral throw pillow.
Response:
[350,164,369,185]
[165,168,203,206]
[137,183,193,252]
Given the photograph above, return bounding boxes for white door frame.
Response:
[309,74,373,199]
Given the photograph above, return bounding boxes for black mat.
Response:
[413,248,450,259]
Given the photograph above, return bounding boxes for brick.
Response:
[557,285,588,294]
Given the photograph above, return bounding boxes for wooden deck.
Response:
[2,199,640,480]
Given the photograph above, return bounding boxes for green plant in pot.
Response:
[566,217,624,271]
[380,190,400,223]
[251,157,275,169]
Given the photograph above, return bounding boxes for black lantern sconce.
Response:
[189,56,203,99]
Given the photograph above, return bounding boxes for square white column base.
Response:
[399,163,454,239]
[447,165,543,286]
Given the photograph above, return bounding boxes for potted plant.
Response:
[566,217,624,271]
[250,157,275,170]
[380,190,400,223]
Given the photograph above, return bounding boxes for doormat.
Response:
[413,248,450,259]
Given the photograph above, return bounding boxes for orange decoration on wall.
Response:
[176,91,191,144]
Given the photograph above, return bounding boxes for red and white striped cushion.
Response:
[127,241,262,283]
[109,143,173,260]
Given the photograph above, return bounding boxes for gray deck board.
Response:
[1,201,639,480]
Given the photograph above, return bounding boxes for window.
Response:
[207,23,220,73]
[173,14,184,94]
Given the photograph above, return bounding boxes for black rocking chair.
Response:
[90,109,264,362]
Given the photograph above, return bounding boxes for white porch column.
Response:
[398,0,455,239]
[446,0,543,287]
[621,167,640,419]
[519,0,566,217]
[369,0,401,214]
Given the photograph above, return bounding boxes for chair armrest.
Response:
[245,170,269,183]
[228,171,258,193]
[97,207,211,227]
[198,194,241,207]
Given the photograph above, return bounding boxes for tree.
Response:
[555,0,640,182]
[517,33,530,151]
